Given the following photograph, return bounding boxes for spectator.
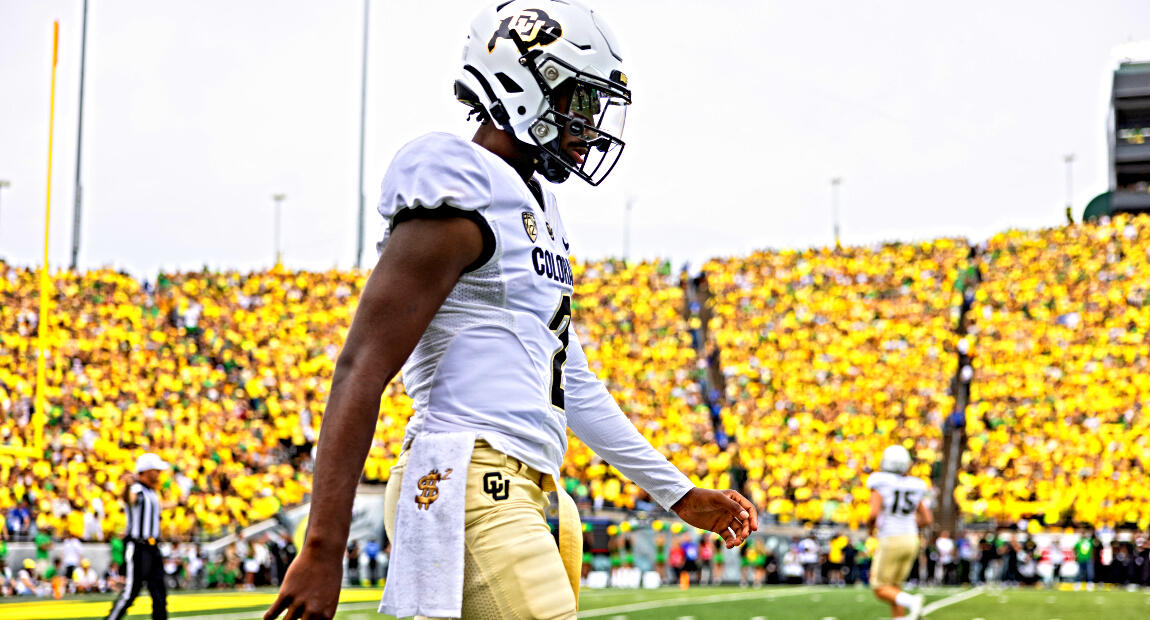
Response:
[936,530,956,585]
[0,559,12,596]
[32,527,52,573]
[104,561,126,593]
[1048,535,1064,587]
[1074,532,1094,589]
[60,534,82,580]
[698,535,715,585]
[14,558,43,596]
[344,540,360,587]
[681,534,700,585]
[6,502,31,540]
[799,534,819,584]
[73,558,99,593]
[828,532,850,586]
[363,538,381,587]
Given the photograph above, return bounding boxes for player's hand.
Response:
[264,547,343,620]
[670,488,759,548]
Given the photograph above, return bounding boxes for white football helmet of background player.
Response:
[880,445,912,475]
[455,0,631,185]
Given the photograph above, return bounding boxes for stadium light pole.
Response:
[1064,153,1075,213]
[273,193,286,266]
[0,180,9,240]
[830,177,842,248]
[70,0,90,271]
[623,195,634,260]
[354,0,370,270]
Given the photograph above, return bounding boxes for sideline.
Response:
[921,585,986,616]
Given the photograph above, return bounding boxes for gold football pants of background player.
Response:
[871,533,920,588]
[384,440,577,619]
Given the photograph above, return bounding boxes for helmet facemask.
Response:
[523,54,630,185]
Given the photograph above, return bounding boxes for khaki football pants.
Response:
[384,441,577,619]
[871,534,920,588]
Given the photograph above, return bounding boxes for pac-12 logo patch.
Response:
[522,211,538,242]
[488,9,562,53]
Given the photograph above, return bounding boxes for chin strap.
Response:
[522,136,572,184]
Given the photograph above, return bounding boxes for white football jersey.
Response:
[866,471,928,539]
[376,133,693,509]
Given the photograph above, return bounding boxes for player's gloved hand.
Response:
[670,488,759,548]
[264,546,343,620]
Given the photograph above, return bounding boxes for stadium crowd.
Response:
[1,215,1149,561]
[961,214,1150,530]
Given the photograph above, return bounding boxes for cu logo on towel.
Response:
[483,472,510,501]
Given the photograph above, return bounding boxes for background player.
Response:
[867,445,930,620]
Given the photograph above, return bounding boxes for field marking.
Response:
[921,585,985,616]
[173,601,380,620]
[578,587,817,618]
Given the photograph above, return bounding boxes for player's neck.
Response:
[472,123,536,184]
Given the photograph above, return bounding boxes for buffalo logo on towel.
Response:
[522,211,538,242]
[487,9,562,53]
[482,471,510,501]
[415,468,452,510]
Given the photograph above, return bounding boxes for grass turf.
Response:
[3,584,1149,619]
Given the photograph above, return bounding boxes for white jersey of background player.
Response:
[867,459,928,539]
[267,3,758,618]
[867,445,930,620]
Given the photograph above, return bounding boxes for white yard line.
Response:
[922,585,986,616]
[578,587,817,618]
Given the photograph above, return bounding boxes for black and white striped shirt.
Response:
[125,482,161,541]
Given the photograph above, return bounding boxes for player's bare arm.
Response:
[915,499,932,529]
[265,216,483,620]
[867,488,883,536]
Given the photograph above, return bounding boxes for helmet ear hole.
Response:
[495,72,523,93]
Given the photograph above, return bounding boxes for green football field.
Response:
[4,584,1149,619]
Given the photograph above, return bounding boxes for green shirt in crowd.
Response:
[1074,538,1093,563]
[34,532,51,560]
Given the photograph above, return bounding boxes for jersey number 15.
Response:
[890,490,916,515]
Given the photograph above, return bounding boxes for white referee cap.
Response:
[135,452,169,473]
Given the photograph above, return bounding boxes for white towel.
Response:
[380,431,476,619]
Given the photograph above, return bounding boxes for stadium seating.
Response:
[961,214,1150,529]
[1,215,1148,539]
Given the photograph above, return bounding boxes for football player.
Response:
[265,2,757,619]
[867,445,930,620]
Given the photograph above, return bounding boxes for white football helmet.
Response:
[455,0,630,185]
[880,445,912,475]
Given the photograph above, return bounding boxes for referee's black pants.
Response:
[106,540,167,620]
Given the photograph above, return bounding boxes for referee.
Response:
[106,453,169,620]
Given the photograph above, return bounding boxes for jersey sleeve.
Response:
[376,133,496,270]
[563,328,694,511]
[865,472,886,491]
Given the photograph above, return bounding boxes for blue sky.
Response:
[1,0,1149,275]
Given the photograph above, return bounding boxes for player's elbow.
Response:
[332,343,388,395]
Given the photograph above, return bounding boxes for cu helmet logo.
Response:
[487,9,563,53]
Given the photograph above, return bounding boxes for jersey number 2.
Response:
[548,294,571,410]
